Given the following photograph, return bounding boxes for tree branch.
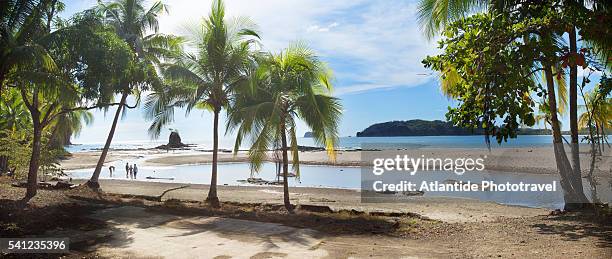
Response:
[19,88,34,111]
[44,101,125,125]
[41,101,59,126]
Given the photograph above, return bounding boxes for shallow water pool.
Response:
[68,161,611,210]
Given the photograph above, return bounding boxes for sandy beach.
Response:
[61,146,611,177]
[72,178,548,223]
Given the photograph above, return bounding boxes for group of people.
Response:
[107,163,138,179]
[126,163,138,179]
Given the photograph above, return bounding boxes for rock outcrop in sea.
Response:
[156,131,190,149]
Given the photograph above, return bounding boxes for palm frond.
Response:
[417,0,489,39]
[552,65,567,115]
[288,120,300,179]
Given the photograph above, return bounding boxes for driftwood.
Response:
[157,185,190,202]
[11,181,76,190]
[146,176,175,180]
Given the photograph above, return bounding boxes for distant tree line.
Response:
[355,119,564,137]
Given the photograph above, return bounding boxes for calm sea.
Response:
[66,135,599,153]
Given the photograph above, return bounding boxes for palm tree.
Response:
[417,0,492,40]
[0,89,31,133]
[144,0,259,207]
[47,109,94,149]
[86,0,182,188]
[0,0,58,96]
[227,44,342,211]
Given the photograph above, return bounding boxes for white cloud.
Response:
[62,0,443,141]
[306,22,339,32]
[158,0,438,95]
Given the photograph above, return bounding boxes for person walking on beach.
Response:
[133,164,138,179]
[109,166,115,177]
[128,165,133,179]
[125,163,130,178]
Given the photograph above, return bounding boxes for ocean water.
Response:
[66,135,596,153]
[299,135,581,149]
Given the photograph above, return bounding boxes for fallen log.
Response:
[157,185,190,202]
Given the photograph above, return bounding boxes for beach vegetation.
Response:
[144,0,260,207]
[85,0,183,188]
[1,0,142,202]
[422,1,610,209]
[227,43,341,211]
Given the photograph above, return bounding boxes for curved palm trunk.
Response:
[23,115,42,203]
[206,108,221,207]
[545,66,589,210]
[280,120,293,212]
[86,92,128,189]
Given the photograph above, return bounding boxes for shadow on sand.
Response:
[531,213,612,248]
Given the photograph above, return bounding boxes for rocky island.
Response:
[356,119,552,137]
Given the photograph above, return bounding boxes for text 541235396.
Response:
[1,238,69,254]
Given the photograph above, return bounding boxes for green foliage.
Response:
[0,129,61,179]
[0,0,60,94]
[0,130,32,178]
[422,1,609,145]
[1,1,162,195]
[94,0,182,99]
[45,12,136,103]
[423,12,541,143]
[0,89,31,131]
[48,109,93,148]
[227,44,342,176]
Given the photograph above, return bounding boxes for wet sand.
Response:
[61,146,611,177]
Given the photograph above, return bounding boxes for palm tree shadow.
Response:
[68,225,135,252]
[165,217,317,250]
[531,214,612,248]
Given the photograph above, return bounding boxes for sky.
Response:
[60,0,582,145]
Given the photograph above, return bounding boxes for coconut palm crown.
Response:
[226,43,342,211]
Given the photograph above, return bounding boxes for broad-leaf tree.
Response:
[419,1,610,186]
[420,0,610,210]
[422,5,600,208]
[7,4,136,201]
